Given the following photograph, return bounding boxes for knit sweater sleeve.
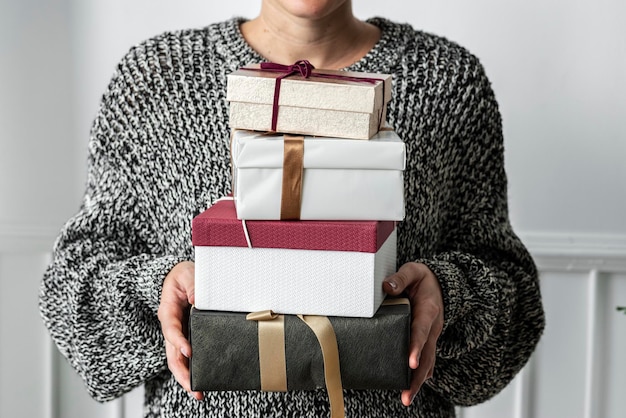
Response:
[38,51,189,402]
[413,58,545,405]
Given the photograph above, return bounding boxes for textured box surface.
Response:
[232,129,405,221]
[227,65,392,139]
[192,199,397,317]
[189,301,410,392]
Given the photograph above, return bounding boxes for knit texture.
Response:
[39,17,545,418]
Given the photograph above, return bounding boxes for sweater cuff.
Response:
[418,258,464,333]
[131,255,191,313]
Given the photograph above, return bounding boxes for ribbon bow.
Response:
[260,59,315,78]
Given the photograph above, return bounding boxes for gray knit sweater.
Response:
[39,17,545,418]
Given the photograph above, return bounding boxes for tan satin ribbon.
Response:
[381,297,410,307]
[247,310,345,418]
[246,310,288,392]
[298,315,345,418]
[280,135,305,220]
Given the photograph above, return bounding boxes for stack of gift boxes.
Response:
[189,62,411,413]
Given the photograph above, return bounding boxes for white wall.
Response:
[1,1,625,417]
[0,0,79,235]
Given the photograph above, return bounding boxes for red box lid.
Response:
[192,199,395,253]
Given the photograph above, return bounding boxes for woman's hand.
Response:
[383,262,444,406]
[157,261,204,400]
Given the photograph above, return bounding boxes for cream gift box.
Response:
[231,129,406,221]
[226,63,393,140]
[192,199,397,317]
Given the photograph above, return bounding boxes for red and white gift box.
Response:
[192,199,397,317]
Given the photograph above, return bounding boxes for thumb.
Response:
[382,262,421,295]
[383,272,408,296]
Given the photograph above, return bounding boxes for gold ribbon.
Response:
[280,135,304,220]
[381,297,410,307]
[246,311,345,418]
[246,310,288,392]
[298,315,345,418]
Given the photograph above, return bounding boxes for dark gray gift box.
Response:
[189,300,411,392]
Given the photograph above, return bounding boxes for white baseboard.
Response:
[519,232,626,272]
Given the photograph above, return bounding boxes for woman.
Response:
[39,1,545,417]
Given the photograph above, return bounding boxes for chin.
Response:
[275,0,350,20]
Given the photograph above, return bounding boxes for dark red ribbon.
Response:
[259,60,314,131]
[241,60,386,132]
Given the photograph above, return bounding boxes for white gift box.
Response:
[231,129,406,221]
[227,64,392,139]
[192,199,398,317]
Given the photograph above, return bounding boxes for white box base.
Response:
[194,229,397,317]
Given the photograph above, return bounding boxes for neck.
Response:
[240,1,380,70]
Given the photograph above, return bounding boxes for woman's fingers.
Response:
[383,262,444,406]
[158,299,192,357]
[401,321,439,406]
[165,339,204,400]
[401,297,440,405]
[158,261,203,400]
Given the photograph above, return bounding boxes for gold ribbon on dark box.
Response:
[189,299,411,412]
